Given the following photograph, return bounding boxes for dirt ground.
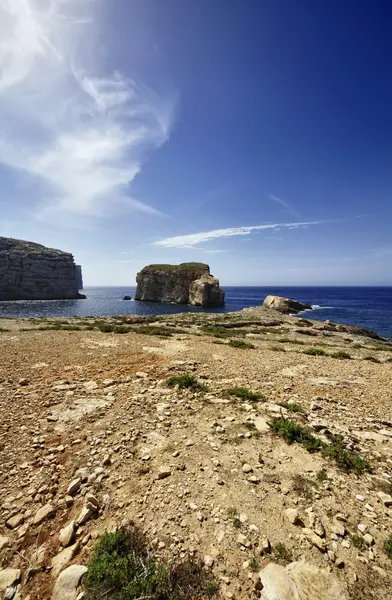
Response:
[0,309,391,599]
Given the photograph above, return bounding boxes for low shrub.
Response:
[38,323,81,331]
[225,387,264,402]
[84,528,218,600]
[166,374,207,391]
[303,347,328,356]
[201,325,245,339]
[0,326,9,332]
[278,401,305,413]
[317,469,327,482]
[273,542,293,564]
[384,534,392,559]
[351,534,367,552]
[331,351,351,360]
[363,356,381,363]
[268,418,322,452]
[228,339,255,349]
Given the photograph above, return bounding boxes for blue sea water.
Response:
[0,286,391,340]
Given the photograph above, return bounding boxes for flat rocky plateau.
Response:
[0,307,391,599]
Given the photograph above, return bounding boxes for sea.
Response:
[0,286,391,340]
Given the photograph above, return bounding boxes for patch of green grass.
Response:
[363,356,381,363]
[351,534,367,552]
[270,345,286,352]
[233,516,242,529]
[228,339,255,349]
[273,542,293,564]
[249,555,260,572]
[303,347,328,356]
[268,417,323,452]
[84,528,218,600]
[331,351,352,360]
[384,534,392,559]
[136,325,173,337]
[278,401,305,413]
[166,374,207,391]
[317,469,327,482]
[225,387,264,402]
[269,417,370,476]
[201,325,245,339]
[38,323,82,331]
[278,338,305,345]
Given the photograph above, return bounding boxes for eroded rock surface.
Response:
[0,237,84,301]
[135,263,224,306]
[263,295,312,314]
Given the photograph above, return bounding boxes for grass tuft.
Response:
[201,325,245,339]
[351,534,367,552]
[166,374,207,391]
[363,356,381,363]
[84,528,218,600]
[225,387,264,402]
[269,417,370,475]
[331,351,352,359]
[317,469,327,482]
[384,534,392,559]
[303,347,328,356]
[273,542,293,564]
[278,401,305,413]
[228,339,255,349]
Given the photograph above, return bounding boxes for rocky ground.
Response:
[0,306,391,599]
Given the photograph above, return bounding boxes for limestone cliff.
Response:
[0,237,85,301]
[189,273,225,307]
[135,263,225,306]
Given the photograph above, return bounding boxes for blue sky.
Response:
[0,0,391,286]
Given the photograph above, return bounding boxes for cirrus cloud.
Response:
[0,0,175,221]
[152,220,332,248]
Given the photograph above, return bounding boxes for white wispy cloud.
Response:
[269,194,299,217]
[153,220,331,248]
[0,0,175,221]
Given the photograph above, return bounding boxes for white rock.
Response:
[377,491,392,506]
[33,504,56,525]
[157,466,171,480]
[0,536,10,551]
[51,543,80,577]
[0,570,21,592]
[52,564,88,600]
[67,479,82,497]
[285,508,299,525]
[242,463,253,473]
[259,561,348,600]
[59,521,76,547]
[203,555,215,568]
[5,515,24,530]
[75,506,94,526]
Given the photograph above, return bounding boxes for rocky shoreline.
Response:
[0,306,391,599]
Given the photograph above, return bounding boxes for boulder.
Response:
[263,295,312,314]
[135,263,224,306]
[189,274,225,307]
[259,561,348,600]
[0,237,85,301]
[123,295,131,300]
[0,569,21,591]
[52,564,87,600]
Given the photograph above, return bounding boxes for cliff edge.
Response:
[135,262,225,306]
[0,237,85,301]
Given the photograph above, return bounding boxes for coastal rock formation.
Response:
[0,237,85,301]
[135,263,225,306]
[189,273,225,307]
[263,295,312,314]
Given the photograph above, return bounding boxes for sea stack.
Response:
[135,263,225,306]
[0,236,85,301]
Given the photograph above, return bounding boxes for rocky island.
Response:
[135,262,225,306]
[0,237,85,301]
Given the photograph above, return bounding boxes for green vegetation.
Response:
[0,326,9,332]
[269,417,370,476]
[225,387,264,402]
[201,325,245,339]
[317,469,327,482]
[38,323,82,331]
[166,374,207,391]
[273,542,293,564]
[278,338,305,345]
[268,418,323,452]
[278,401,305,413]
[249,555,260,572]
[363,356,381,363]
[228,339,255,349]
[141,262,208,273]
[84,528,218,600]
[351,534,367,552]
[136,325,174,337]
[291,474,313,500]
[331,351,352,360]
[303,347,328,356]
[384,534,392,559]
